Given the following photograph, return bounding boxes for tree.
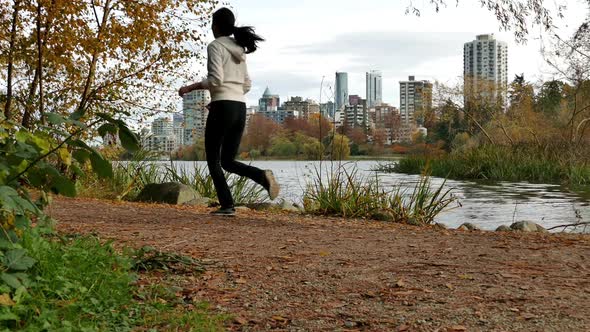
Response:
[269,135,297,157]
[345,127,367,146]
[0,0,216,128]
[535,80,566,116]
[329,134,350,160]
[241,114,283,155]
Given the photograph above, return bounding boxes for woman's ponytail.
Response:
[212,8,264,54]
[233,26,264,54]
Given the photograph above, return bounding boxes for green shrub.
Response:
[386,144,590,185]
[303,164,457,225]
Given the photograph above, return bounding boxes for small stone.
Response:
[371,209,394,222]
[496,225,512,232]
[458,222,480,231]
[344,321,356,328]
[435,223,448,229]
[510,221,546,233]
[279,199,301,213]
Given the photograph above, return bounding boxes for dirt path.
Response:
[49,197,590,332]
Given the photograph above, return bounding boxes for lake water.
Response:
[162,160,590,231]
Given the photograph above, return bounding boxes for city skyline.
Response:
[189,0,585,107]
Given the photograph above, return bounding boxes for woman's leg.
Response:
[219,102,267,186]
[205,102,234,208]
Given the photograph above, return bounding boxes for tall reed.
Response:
[303,164,457,225]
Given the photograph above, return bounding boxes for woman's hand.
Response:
[178,82,205,97]
[178,85,191,97]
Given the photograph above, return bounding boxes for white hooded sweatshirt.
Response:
[199,36,252,103]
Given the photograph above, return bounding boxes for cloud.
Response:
[286,30,474,73]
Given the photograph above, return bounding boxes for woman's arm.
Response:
[178,42,225,96]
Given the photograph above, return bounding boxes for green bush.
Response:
[303,164,457,225]
[389,144,590,185]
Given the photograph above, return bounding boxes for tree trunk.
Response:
[77,0,112,116]
[4,0,21,120]
[22,68,40,128]
[36,1,45,124]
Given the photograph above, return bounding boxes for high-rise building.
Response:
[320,101,336,118]
[373,104,399,127]
[283,96,320,120]
[349,94,362,106]
[259,87,280,113]
[183,89,210,144]
[343,98,368,131]
[141,117,177,155]
[335,72,349,111]
[152,117,173,136]
[172,113,185,147]
[399,76,432,141]
[366,70,383,108]
[463,34,508,105]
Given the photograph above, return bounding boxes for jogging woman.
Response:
[179,7,279,216]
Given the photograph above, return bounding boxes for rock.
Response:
[245,202,276,211]
[496,225,512,232]
[458,222,480,231]
[136,182,208,206]
[371,209,395,222]
[435,223,448,229]
[510,221,547,233]
[279,200,301,213]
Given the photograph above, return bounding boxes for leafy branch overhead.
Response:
[407,0,567,42]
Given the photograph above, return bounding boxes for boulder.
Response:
[136,182,209,206]
[496,225,512,232]
[510,221,548,233]
[458,222,480,231]
[279,200,302,213]
[245,202,276,211]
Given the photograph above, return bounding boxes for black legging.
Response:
[205,100,267,208]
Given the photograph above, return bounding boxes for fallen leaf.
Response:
[234,316,248,325]
[271,315,289,323]
[390,291,413,296]
[445,283,455,290]
[458,274,475,280]
[319,251,331,257]
[509,307,520,312]
[235,278,247,284]
[397,324,410,331]
[0,294,14,306]
[522,313,538,320]
[451,325,467,331]
[395,279,406,288]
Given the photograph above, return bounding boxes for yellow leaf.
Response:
[58,147,72,166]
[0,294,15,306]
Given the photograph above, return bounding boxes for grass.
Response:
[302,164,457,225]
[1,231,224,331]
[79,160,266,205]
[382,145,590,185]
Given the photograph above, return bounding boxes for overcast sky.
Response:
[191,0,587,108]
